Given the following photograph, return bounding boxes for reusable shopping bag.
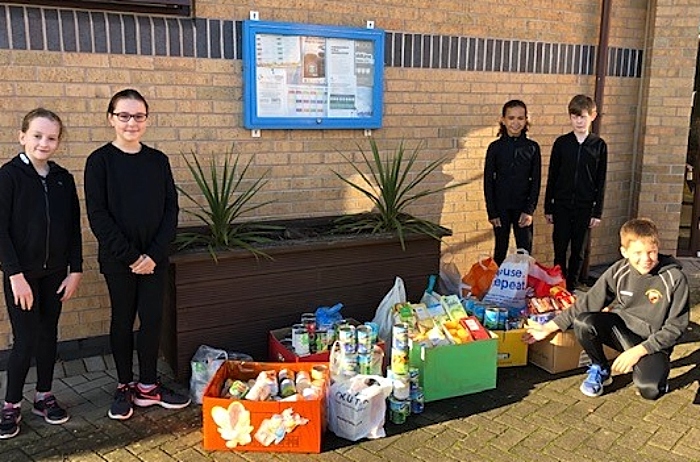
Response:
[482,249,531,309]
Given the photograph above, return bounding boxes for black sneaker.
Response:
[108,384,134,420]
[0,407,21,439]
[133,381,191,409]
[32,395,69,424]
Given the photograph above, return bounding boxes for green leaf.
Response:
[175,146,280,261]
[331,138,467,249]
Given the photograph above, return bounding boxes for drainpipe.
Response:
[592,0,611,134]
[582,0,612,283]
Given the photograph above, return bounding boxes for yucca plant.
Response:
[175,149,280,261]
[332,138,467,249]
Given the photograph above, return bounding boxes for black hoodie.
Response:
[0,153,82,277]
[553,255,689,354]
[84,143,178,274]
[544,131,607,218]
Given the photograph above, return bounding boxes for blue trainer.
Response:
[579,364,613,397]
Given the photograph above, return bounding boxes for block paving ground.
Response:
[2,258,700,461]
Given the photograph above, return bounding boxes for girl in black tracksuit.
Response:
[84,89,187,421]
[484,100,542,265]
[0,109,82,438]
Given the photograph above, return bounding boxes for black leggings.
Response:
[3,270,65,404]
[104,271,167,385]
[551,205,592,289]
[492,209,533,266]
[573,311,670,400]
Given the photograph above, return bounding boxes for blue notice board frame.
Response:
[242,20,384,130]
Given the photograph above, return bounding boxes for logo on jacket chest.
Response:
[645,289,662,304]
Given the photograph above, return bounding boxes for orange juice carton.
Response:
[460,316,491,341]
[441,319,473,344]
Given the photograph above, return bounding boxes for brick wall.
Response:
[0,0,694,353]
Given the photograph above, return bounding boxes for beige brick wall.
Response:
[0,0,693,350]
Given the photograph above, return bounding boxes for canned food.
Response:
[315,329,329,352]
[483,307,508,330]
[392,323,409,352]
[388,395,410,424]
[363,322,379,344]
[292,324,309,355]
[410,389,425,414]
[357,353,372,375]
[356,325,373,354]
[391,350,409,375]
[337,325,357,354]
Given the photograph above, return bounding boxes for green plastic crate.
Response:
[409,334,497,402]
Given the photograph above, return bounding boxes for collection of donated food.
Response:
[194,250,590,453]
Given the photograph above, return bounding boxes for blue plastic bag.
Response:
[315,302,344,331]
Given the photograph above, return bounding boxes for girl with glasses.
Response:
[84,89,189,421]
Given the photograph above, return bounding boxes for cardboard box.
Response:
[202,361,325,453]
[494,329,528,367]
[528,331,619,374]
[409,333,497,402]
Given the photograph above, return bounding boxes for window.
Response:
[6,1,193,17]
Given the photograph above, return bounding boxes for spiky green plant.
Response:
[175,150,279,261]
[332,138,467,249]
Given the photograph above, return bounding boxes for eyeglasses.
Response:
[111,112,148,123]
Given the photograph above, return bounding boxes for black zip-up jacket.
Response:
[544,132,607,218]
[84,143,178,274]
[484,134,542,220]
[553,255,689,354]
[0,153,82,277]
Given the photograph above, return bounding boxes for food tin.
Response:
[410,389,425,414]
[356,325,373,354]
[388,395,410,424]
[483,307,508,330]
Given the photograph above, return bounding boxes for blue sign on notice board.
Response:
[242,20,385,130]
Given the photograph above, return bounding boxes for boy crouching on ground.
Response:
[524,218,689,400]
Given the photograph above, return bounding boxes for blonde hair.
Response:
[619,218,659,248]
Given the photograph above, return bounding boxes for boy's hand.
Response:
[522,320,559,344]
[489,218,502,227]
[611,344,647,374]
[545,214,554,225]
[518,213,533,227]
[589,218,601,228]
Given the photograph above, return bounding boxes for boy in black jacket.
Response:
[544,94,607,291]
[524,218,689,400]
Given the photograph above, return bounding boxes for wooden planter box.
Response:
[161,222,443,381]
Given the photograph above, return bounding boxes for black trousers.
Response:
[573,311,670,400]
[3,270,65,404]
[492,209,533,266]
[104,271,167,385]
[551,205,592,289]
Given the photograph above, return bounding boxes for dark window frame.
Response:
[5,1,193,17]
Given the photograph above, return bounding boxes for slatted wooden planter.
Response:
[160,220,444,381]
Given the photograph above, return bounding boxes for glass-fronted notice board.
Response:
[242,20,385,130]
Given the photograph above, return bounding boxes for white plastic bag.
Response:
[189,345,228,404]
[482,249,532,309]
[327,374,393,441]
[371,276,406,343]
[438,253,463,296]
